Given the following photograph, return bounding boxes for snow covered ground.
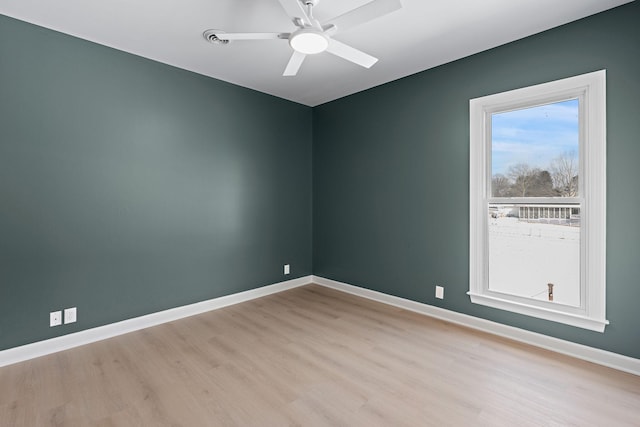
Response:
[489,217,580,307]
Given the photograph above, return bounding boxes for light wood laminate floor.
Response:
[1,284,639,426]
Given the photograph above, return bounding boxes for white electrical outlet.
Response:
[284,264,290,275]
[435,286,444,299]
[64,307,77,324]
[50,311,62,327]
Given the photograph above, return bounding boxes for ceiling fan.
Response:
[203,0,402,76]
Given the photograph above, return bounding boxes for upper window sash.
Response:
[486,92,585,200]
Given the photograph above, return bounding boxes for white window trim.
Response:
[469,70,608,332]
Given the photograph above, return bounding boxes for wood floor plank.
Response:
[1,284,639,426]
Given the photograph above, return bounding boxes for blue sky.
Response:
[491,99,579,176]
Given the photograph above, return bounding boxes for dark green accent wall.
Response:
[313,2,640,359]
[0,15,312,351]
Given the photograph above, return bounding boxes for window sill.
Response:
[467,291,608,332]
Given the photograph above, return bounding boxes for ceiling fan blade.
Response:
[283,51,306,76]
[326,39,378,68]
[217,32,289,41]
[325,0,402,33]
[277,0,312,27]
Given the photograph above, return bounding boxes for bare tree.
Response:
[550,152,579,197]
[491,174,511,197]
[507,163,540,197]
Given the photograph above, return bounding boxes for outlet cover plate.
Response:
[284,264,290,275]
[64,307,77,324]
[435,286,444,299]
[50,311,62,327]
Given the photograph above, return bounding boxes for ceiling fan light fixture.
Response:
[289,29,328,54]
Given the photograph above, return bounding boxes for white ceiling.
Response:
[0,0,633,106]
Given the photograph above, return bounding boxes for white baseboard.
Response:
[312,276,640,377]
[3,274,638,377]
[0,275,312,368]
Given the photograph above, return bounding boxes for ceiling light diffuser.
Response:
[289,29,329,54]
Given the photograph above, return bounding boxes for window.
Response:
[469,70,607,332]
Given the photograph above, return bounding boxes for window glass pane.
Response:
[491,99,579,197]
[488,204,580,307]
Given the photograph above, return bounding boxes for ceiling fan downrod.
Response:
[304,0,318,18]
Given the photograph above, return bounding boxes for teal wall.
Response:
[313,2,640,359]
[0,15,312,351]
